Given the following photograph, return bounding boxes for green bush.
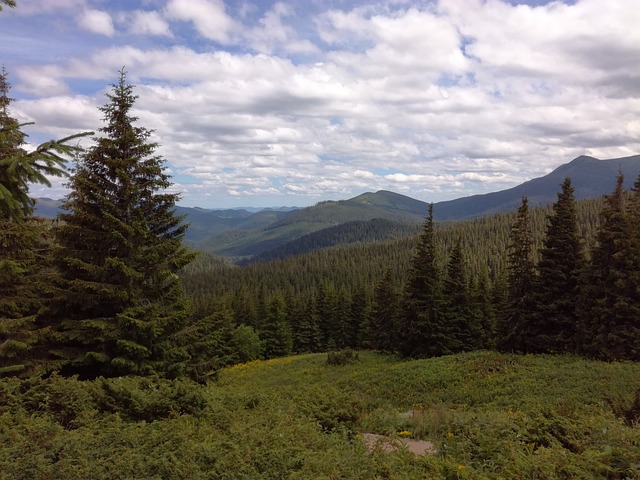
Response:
[326,349,359,366]
[2,352,640,479]
[93,376,208,421]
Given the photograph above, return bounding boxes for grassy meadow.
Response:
[2,351,640,479]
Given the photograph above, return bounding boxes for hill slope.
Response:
[433,154,640,220]
[3,351,639,478]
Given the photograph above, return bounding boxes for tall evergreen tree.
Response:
[443,239,481,352]
[469,267,496,349]
[498,197,537,353]
[531,178,585,353]
[369,269,400,352]
[293,295,322,353]
[261,293,293,358]
[53,70,194,377]
[0,68,89,376]
[400,204,451,357]
[578,174,640,360]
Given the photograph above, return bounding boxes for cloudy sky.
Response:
[1,0,639,208]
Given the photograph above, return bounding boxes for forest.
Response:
[2,35,640,478]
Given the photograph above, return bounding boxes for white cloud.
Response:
[126,10,172,37]
[3,0,640,208]
[243,2,320,55]
[78,9,115,37]
[165,0,236,43]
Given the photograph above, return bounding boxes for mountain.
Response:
[432,154,640,220]
[33,198,65,218]
[194,191,427,259]
[174,206,295,242]
[245,217,422,264]
[33,153,640,259]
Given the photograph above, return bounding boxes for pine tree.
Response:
[0,67,87,221]
[369,269,400,352]
[469,267,496,349]
[400,204,451,357]
[293,295,322,353]
[498,197,537,353]
[578,174,640,360]
[53,70,194,377]
[443,239,481,352]
[348,285,368,348]
[0,68,89,376]
[181,301,237,382]
[261,293,293,358]
[532,178,585,353]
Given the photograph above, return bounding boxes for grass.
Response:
[1,351,640,479]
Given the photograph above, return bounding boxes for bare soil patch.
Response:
[361,433,437,456]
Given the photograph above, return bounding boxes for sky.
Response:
[1,0,639,209]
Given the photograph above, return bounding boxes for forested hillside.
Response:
[180,176,640,363]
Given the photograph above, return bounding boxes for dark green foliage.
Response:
[326,349,359,366]
[498,197,537,353]
[53,70,194,377]
[0,374,208,428]
[292,295,322,353]
[578,174,640,361]
[231,324,263,363]
[0,219,55,377]
[442,239,483,352]
[248,218,421,263]
[3,352,640,479]
[368,269,400,351]
[94,376,208,422]
[179,302,237,382]
[0,68,90,377]
[400,205,453,357]
[469,268,497,349]
[531,178,585,353]
[261,293,293,358]
[0,68,89,223]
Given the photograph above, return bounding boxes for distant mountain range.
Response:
[35,153,640,260]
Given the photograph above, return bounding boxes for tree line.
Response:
[178,175,638,364]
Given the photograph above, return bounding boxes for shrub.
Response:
[326,349,359,366]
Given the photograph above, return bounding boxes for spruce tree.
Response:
[0,68,89,376]
[261,293,293,358]
[469,267,496,349]
[0,67,87,221]
[498,197,537,353]
[293,295,322,353]
[53,70,194,377]
[443,240,482,352]
[400,204,451,357]
[369,269,400,352]
[578,174,640,360]
[532,178,585,353]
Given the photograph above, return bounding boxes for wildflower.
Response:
[457,465,465,470]
[447,432,454,438]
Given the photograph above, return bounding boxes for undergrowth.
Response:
[1,351,640,479]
